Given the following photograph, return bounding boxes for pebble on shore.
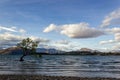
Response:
[0,75,119,80]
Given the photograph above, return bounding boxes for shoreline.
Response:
[0,74,119,80]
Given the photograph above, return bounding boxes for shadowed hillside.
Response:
[0,47,23,54]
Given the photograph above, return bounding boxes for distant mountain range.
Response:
[0,47,64,54]
[36,48,65,54]
[0,47,120,55]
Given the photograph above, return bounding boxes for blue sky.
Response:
[0,0,120,51]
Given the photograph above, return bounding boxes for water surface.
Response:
[0,55,120,78]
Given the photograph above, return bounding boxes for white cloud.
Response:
[43,22,105,38]
[51,42,80,51]
[0,32,24,48]
[60,23,105,38]
[0,26,17,32]
[29,36,50,43]
[99,32,120,45]
[39,40,81,51]
[0,32,50,49]
[0,25,51,49]
[101,8,120,27]
[43,24,56,33]
[19,29,26,33]
[56,40,70,45]
[115,33,120,41]
[0,25,27,34]
[112,43,120,50]
[106,27,120,33]
[0,32,24,41]
[99,40,115,45]
[99,27,120,45]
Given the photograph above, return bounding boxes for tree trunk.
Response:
[20,54,26,61]
[19,49,27,61]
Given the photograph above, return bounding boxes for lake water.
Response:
[0,55,120,78]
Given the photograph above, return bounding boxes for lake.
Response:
[0,55,120,78]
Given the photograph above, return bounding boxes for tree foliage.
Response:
[17,38,39,61]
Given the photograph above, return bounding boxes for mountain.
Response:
[79,48,101,53]
[80,48,93,52]
[36,48,64,54]
[0,47,23,54]
[111,50,120,53]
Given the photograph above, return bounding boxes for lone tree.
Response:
[17,38,39,61]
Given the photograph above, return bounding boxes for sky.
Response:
[0,0,120,51]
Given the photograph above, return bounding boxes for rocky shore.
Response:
[0,75,119,80]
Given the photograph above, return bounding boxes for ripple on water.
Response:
[0,55,120,78]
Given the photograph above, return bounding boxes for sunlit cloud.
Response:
[43,22,105,38]
[43,24,56,33]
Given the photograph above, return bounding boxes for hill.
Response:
[0,47,23,54]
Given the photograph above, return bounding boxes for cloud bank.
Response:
[0,32,50,49]
[0,25,50,49]
[43,22,105,38]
